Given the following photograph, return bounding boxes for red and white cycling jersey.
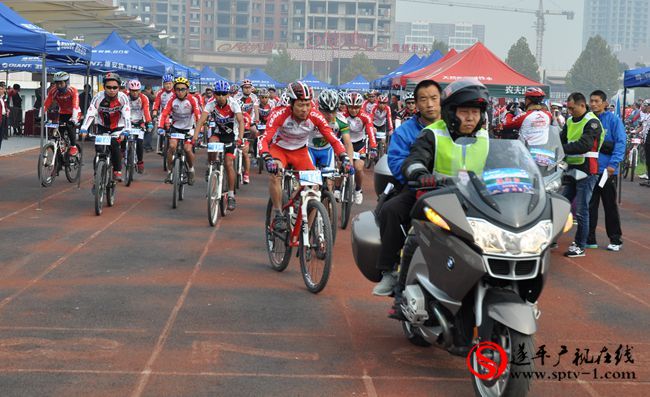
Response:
[43,86,80,122]
[503,109,552,145]
[153,89,174,113]
[82,91,131,131]
[204,97,241,135]
[129,93,152,123]
[370,104,393,131]
[192,93,205,110]
[158,95,201,130]
[258,102,274,125]
[345,111,377,147]
[235,93,258,116]
[362,99,377,115]
[260,106,346,155]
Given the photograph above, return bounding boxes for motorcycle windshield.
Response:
[528,126,565,177]
[452,138,546,229]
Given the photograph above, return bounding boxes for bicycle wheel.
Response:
[172,157,181,209]
[106,165,116,207]
[94,160,106,216]
[630,149,637,182]
[38,143,57,187]
[207,170,220,227]
[162,137,169,171]
[299,199,333,293]
[321,189,338,243]
[340,175,354,229]
[265,197,292,272]
[622,153,630,179]
[64,144,82,183]
[258,155,264,174]
[179,161,186,201]
[125,143,134,187]
[364,154,372,169]
[219,165,228,217]
[235,152,241,191]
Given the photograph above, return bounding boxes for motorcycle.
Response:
[351,138,573,397]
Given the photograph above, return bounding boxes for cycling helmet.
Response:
[173,77,190,87]
[214,80,230,93]
[189,85,197,93]
[404,92,415,102]
[162,74,174,83]
[378,95,389,104]
[268,86,276,92]
[441,78,489,133]
[525,87,545,104]
[318,89,339,113]
[120,80,127,89]
[258,88,269,97]
[286,81,312,101]
[127,80,142,90]
[241,79,253,87]
[103,72,122,85]
[338,91,347,103]
[344,92,364,107]
[53,72,70,82]
[229,84,240,94]
[277,89,291,106]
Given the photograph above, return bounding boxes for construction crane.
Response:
[402,0,575,66]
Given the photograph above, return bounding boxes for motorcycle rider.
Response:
[373,80,442,296]
[501,87,552,145]
[376,79,490,299]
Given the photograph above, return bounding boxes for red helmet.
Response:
[525,87,545,98]
[241,79,253,88]
[286,81,312,101]
[378,95,388,104]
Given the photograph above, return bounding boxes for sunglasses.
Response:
[406,101,415,105]
[348,106,361,109]
[105,85,119,90]
[174,87,187,92]
[215,92,229,96]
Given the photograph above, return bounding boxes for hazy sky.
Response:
[396,0,584,71]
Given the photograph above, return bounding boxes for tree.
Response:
[566,35,620,96]
[505,37,540,82]
[265,48,300,84]
[430,40,448,55]
[341,52,378,83]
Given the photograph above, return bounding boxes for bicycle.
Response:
[233,140,244,191]
[206,141,231,226]
[264,169,334,293]
[363,138,373,169]
[122,127,144,187]
[37,122,82,187]
[320,169,339,243]
[375,127,387,159]
[622,132,644,182]
[338,166,355,230]
[255,124,265,174]
[169,130,192,209]
[91,131,125,216]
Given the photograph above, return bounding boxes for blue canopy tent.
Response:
[127,39,174,76]
[242,68,283,88]
[142,43,191,79]
[90,32,165,78]
[300,72,331,89]
[339,74,370,90]
[199,66,230,85]
[370,54,420,90]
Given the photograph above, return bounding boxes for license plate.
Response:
[170,133,187,140]
[299,170,322,186]
[353,152,361,160]
[207,142,225,153]
[95,135,111,145]
[45,123,59,128]
[375,132,386,139]
[631,138,642,144]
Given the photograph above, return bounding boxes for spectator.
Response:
[0,84,7,147]
[33,83,43,110]
[142,85,156,152]
[79,83,93,116]
[587,90,625,252]
[551,102,566,128]
[7,84,22,135]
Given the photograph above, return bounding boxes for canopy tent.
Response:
[401,43,548,98]
[300,72,331,89]
[142,43,194,79]
[89,31,165,78]
[127,39,174,76]
[242,68,283,88]
[623,66,650,89]
[370,53,421,89]
[199,66,230,85]
[0,2,91,63]
[395,49,458,87]
[338,74,370,90]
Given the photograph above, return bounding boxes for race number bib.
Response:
[170,133,187,140]
[95,135,111,145]
[45,123,59,129]
[207,142,225,153]
[353,152,361,160]
[375,131,386,140]
[128,129,144,139]
[299,170,322,186]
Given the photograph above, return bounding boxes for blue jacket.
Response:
[387,116,426,184]
[596,111,626,175]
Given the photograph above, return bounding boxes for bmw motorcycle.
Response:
[352,138,572,397]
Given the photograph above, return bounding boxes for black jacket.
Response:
[401,123,467,181]
[560,112,603,175]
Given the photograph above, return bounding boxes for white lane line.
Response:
[0,326,147,334]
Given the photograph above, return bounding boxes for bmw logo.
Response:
[446,257,455,270]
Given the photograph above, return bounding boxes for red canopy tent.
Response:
[397,42,548,98]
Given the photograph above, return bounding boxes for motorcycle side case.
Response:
[373,155,401,197]
[351,211,383,282]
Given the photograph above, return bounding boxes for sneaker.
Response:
[273,211,288,232]
[585,242,598,249]
[606,243,621,252]
[333,190,341,202]
[137,161,144,174]
[354,189,363,205]
[68,146,78,156]
[372,271,398,296]
[113,171,123,182]
[188,170,195,186]
[227,196,236,211]
[243,173,250,184]
[564,245,586,257]
[639,173,648,179]
[164,171,173,184]
[640,180,650,187]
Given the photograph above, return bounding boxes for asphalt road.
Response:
[0,142,648,397]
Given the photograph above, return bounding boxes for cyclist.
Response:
[344,92,377,204]
[395,92,417,128]
[370,94,394,138]
[501,87,552,145]
[236,80,259,182]
[189,85,205,110]
[338,91,347,114]
[126,80,153,173]
[158,77,201,185]
[268,86,279,106]
[362,90,378,114]
[43,72,80,156]
[80,73,131,183]
[229,84,240,98]
[153,74,175,153]
[259,81,352,231]
[195,80,245,210]
[257,88,275,125]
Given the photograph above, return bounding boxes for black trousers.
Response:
[377,188,417,271]
[645,140,650,175]
[588,173,622,245]
[0,115,6,150]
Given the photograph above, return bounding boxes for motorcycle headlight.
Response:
[467,218,553,256]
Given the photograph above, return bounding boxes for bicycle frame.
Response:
[281,171,323,248]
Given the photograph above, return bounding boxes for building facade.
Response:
[396,21,485,52]
[582,0,650,53]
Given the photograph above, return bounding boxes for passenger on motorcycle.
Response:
[126,79,153,173]
[158,77,201,185]
[80,73,132,182]
[43,72,80,156]
[259,81,351,231]
[196,80,245,211]
[501,87,552,145]
[345,92,377,204]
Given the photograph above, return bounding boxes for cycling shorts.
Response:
[209,134,236,157]
[269,145,316,171]
[352,139,367,156]
[169,126,193,144]
[308,146,336,171]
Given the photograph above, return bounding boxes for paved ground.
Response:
[0,136,42,157]
[0,142,648,397]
